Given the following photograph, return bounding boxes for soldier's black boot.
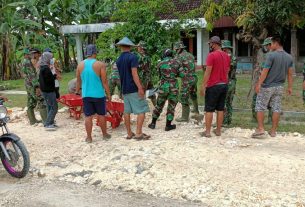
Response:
[148,118,157,129]
[165,120,176,131]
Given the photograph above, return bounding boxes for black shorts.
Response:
[205,84,228,112]
[83,97,106,117]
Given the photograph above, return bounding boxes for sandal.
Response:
[213,129,221,136]
[134,133,151,141]
[251,130,265,138]
[85,138,93,143]
[199,131,212,138]
[103,133,112,140]
[126,132,135,140]
[268,131,277,137]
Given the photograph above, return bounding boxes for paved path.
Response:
[1,90,26,95]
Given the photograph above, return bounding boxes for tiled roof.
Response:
[159,1,237,28]
[214,16,236,28]
[159,0,203,19]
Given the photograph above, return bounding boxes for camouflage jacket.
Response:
[22,58,39,89]
[175,50,196,81]
[110,63,120,80]
[136,52,152,85]
[228,54,237,81]
[157,57,184,91]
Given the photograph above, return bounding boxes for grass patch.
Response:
[5,94,27,108]
[1,79,25,91]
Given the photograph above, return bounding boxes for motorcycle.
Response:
[0,98,30,178]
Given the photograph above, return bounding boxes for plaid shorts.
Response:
[255,86,284,113]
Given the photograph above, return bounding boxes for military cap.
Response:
[136,41,147,49]
[173,41,186,50]
[262,37,272,46]
[221,40,233,49]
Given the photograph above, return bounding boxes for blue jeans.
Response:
[42,92,58,126]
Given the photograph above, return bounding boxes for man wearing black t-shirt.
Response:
[116,37,150,140]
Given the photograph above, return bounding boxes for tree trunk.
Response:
[247,46,262,99]
[1,35,9,80]
[63,35,70,72]
[58,48,63,70]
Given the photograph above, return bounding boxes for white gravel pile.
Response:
[7,107,305,207]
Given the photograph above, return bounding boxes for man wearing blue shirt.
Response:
[116,37,150,140]
[76,44,111,143]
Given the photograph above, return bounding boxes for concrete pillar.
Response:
[291,29,297,73]
[202,29,210,65]
[196,29,203,66]
[232,33,237,57]
[74,34,83,63]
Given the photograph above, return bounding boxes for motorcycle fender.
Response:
[0,133,21,142]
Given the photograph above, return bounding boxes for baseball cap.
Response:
[85,44,97,57]
[208,36,221,45]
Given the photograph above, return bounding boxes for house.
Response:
[160,0,305,72]
[60,0,305,72]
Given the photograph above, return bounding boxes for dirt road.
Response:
[0,174,205,207]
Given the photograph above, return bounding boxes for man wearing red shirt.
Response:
[200,36,231,137]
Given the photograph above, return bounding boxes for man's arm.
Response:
[99,62,111,100]
[131,68,145,98]
[75,62,82,94]
[200,66,212,96]
[287,67,293,95]
[255,68,269,93]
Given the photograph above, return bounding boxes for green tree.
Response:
[96,0,194,83]
[0,1,41,80]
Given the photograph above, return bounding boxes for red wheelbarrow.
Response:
[57,94,83,120]
[105,101,124,129]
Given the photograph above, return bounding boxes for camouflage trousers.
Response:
[26,87,46,110]
[152,87,178,121]
[224,79,236,125]
[146,81,157,106]
[109,78,121,97]
[180,76,197,107]
[252,93,272,123]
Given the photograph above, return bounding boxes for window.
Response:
[299,29,305,56]
[237,40,252,57]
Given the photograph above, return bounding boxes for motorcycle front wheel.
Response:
[0,139,30,178]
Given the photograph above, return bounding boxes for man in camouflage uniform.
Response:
[148,49,184,131]
[174,41,199,122]
[302,63,305,104]
[222,40,237,126]
[136,41,157,106]
[108,62,122,98]
[252,37,272,123]
[22,48,47,125]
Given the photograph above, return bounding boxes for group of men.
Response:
[75,36,241,142]
[107,38,238,130]
[22,48,61,130]
[20,33,293,142]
